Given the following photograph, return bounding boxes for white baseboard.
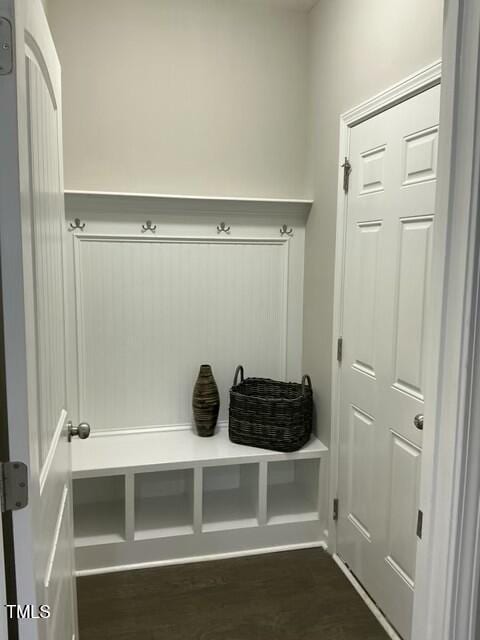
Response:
[75,540,327,577]
[333,554,402,640]
[89,421,229,438]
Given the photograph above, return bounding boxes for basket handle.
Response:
[301,374,312,396]
[233,365,244,386]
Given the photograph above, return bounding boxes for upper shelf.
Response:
[72,427,328,478]
[64,190,313,219]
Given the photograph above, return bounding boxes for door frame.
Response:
[330,0,480,637]
[411,0,480,638]
[0,259,18,639]
[0,518,8,639]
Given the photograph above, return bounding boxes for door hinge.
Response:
[0,18,13,76]
[341,157,352,193]
[0,462,28,513]
[333,498,339,522]
[337,337,343,363]
[416,509,423,539]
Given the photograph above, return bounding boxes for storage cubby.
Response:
[202,463,259,532]
[267,459,320,524]
[135,469,194,540]
[72,430,328,573]
[73,475,125,547]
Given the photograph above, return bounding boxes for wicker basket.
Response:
[228,365,313,452]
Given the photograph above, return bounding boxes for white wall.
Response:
[47,0,309,198]
[303,0,444,445]
[48,0,444,445]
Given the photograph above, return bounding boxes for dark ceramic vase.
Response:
[192,364,220,437]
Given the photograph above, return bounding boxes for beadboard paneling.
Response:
[74,235,289,431]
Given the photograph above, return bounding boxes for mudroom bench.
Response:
[71,427,328,575]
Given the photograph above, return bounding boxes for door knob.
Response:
[68,421,91,442]
[413,414,424,431]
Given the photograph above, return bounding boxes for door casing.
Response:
[410,1,480,638]
[0,261,18,639]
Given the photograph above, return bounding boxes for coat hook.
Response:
[141,220,157,233]
[69,218,85,232]
[217,222,231,234]
[280,224,293,237]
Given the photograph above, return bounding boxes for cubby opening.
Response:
[135,468,194,540]
[202,463,259,532]
[267,459,320,524]
[73,475,125,547]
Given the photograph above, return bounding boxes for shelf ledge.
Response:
[64,190,313,219]
[72,428,328,478]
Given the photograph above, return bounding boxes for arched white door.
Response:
[0,1,84,638]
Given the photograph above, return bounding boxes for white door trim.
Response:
[333,554,401,640]
[328,59,442,559]
[411,1,480,639]
[0,516,8,639]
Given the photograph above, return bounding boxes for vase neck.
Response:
[199,365,212,375]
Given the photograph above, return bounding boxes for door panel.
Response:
[26,51,67,470]
[0,1,78,639]
[392,216,433,401]
[352,221,382,377]
[337,85,440,639]
[385,431,421,587]
[44,487,75,640]
[359,145,386,195]
[348,406,375,540]
[402,127,438,186]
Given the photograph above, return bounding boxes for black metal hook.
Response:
[141,220,157,233]
[69,218,85,232]
[280,224,293,237]
[217,222,231,234]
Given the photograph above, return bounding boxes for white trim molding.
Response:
[44,485,69,589]
[64,190,313,219]
[76,541,328,578]
[39,409,67,494]
[88,421,229,439]
[340,61,442,128]
[0,515,8,639]
[411,1,480,639]
[72,233,289,245]
[333,554,402,640]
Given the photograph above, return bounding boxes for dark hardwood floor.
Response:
[77,548,389,640]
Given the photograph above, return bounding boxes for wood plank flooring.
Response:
[77,548,389,640]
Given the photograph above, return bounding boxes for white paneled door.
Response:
[337,85,440,639]
[0,1,82,639]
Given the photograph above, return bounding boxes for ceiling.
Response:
[241,0,319,11]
